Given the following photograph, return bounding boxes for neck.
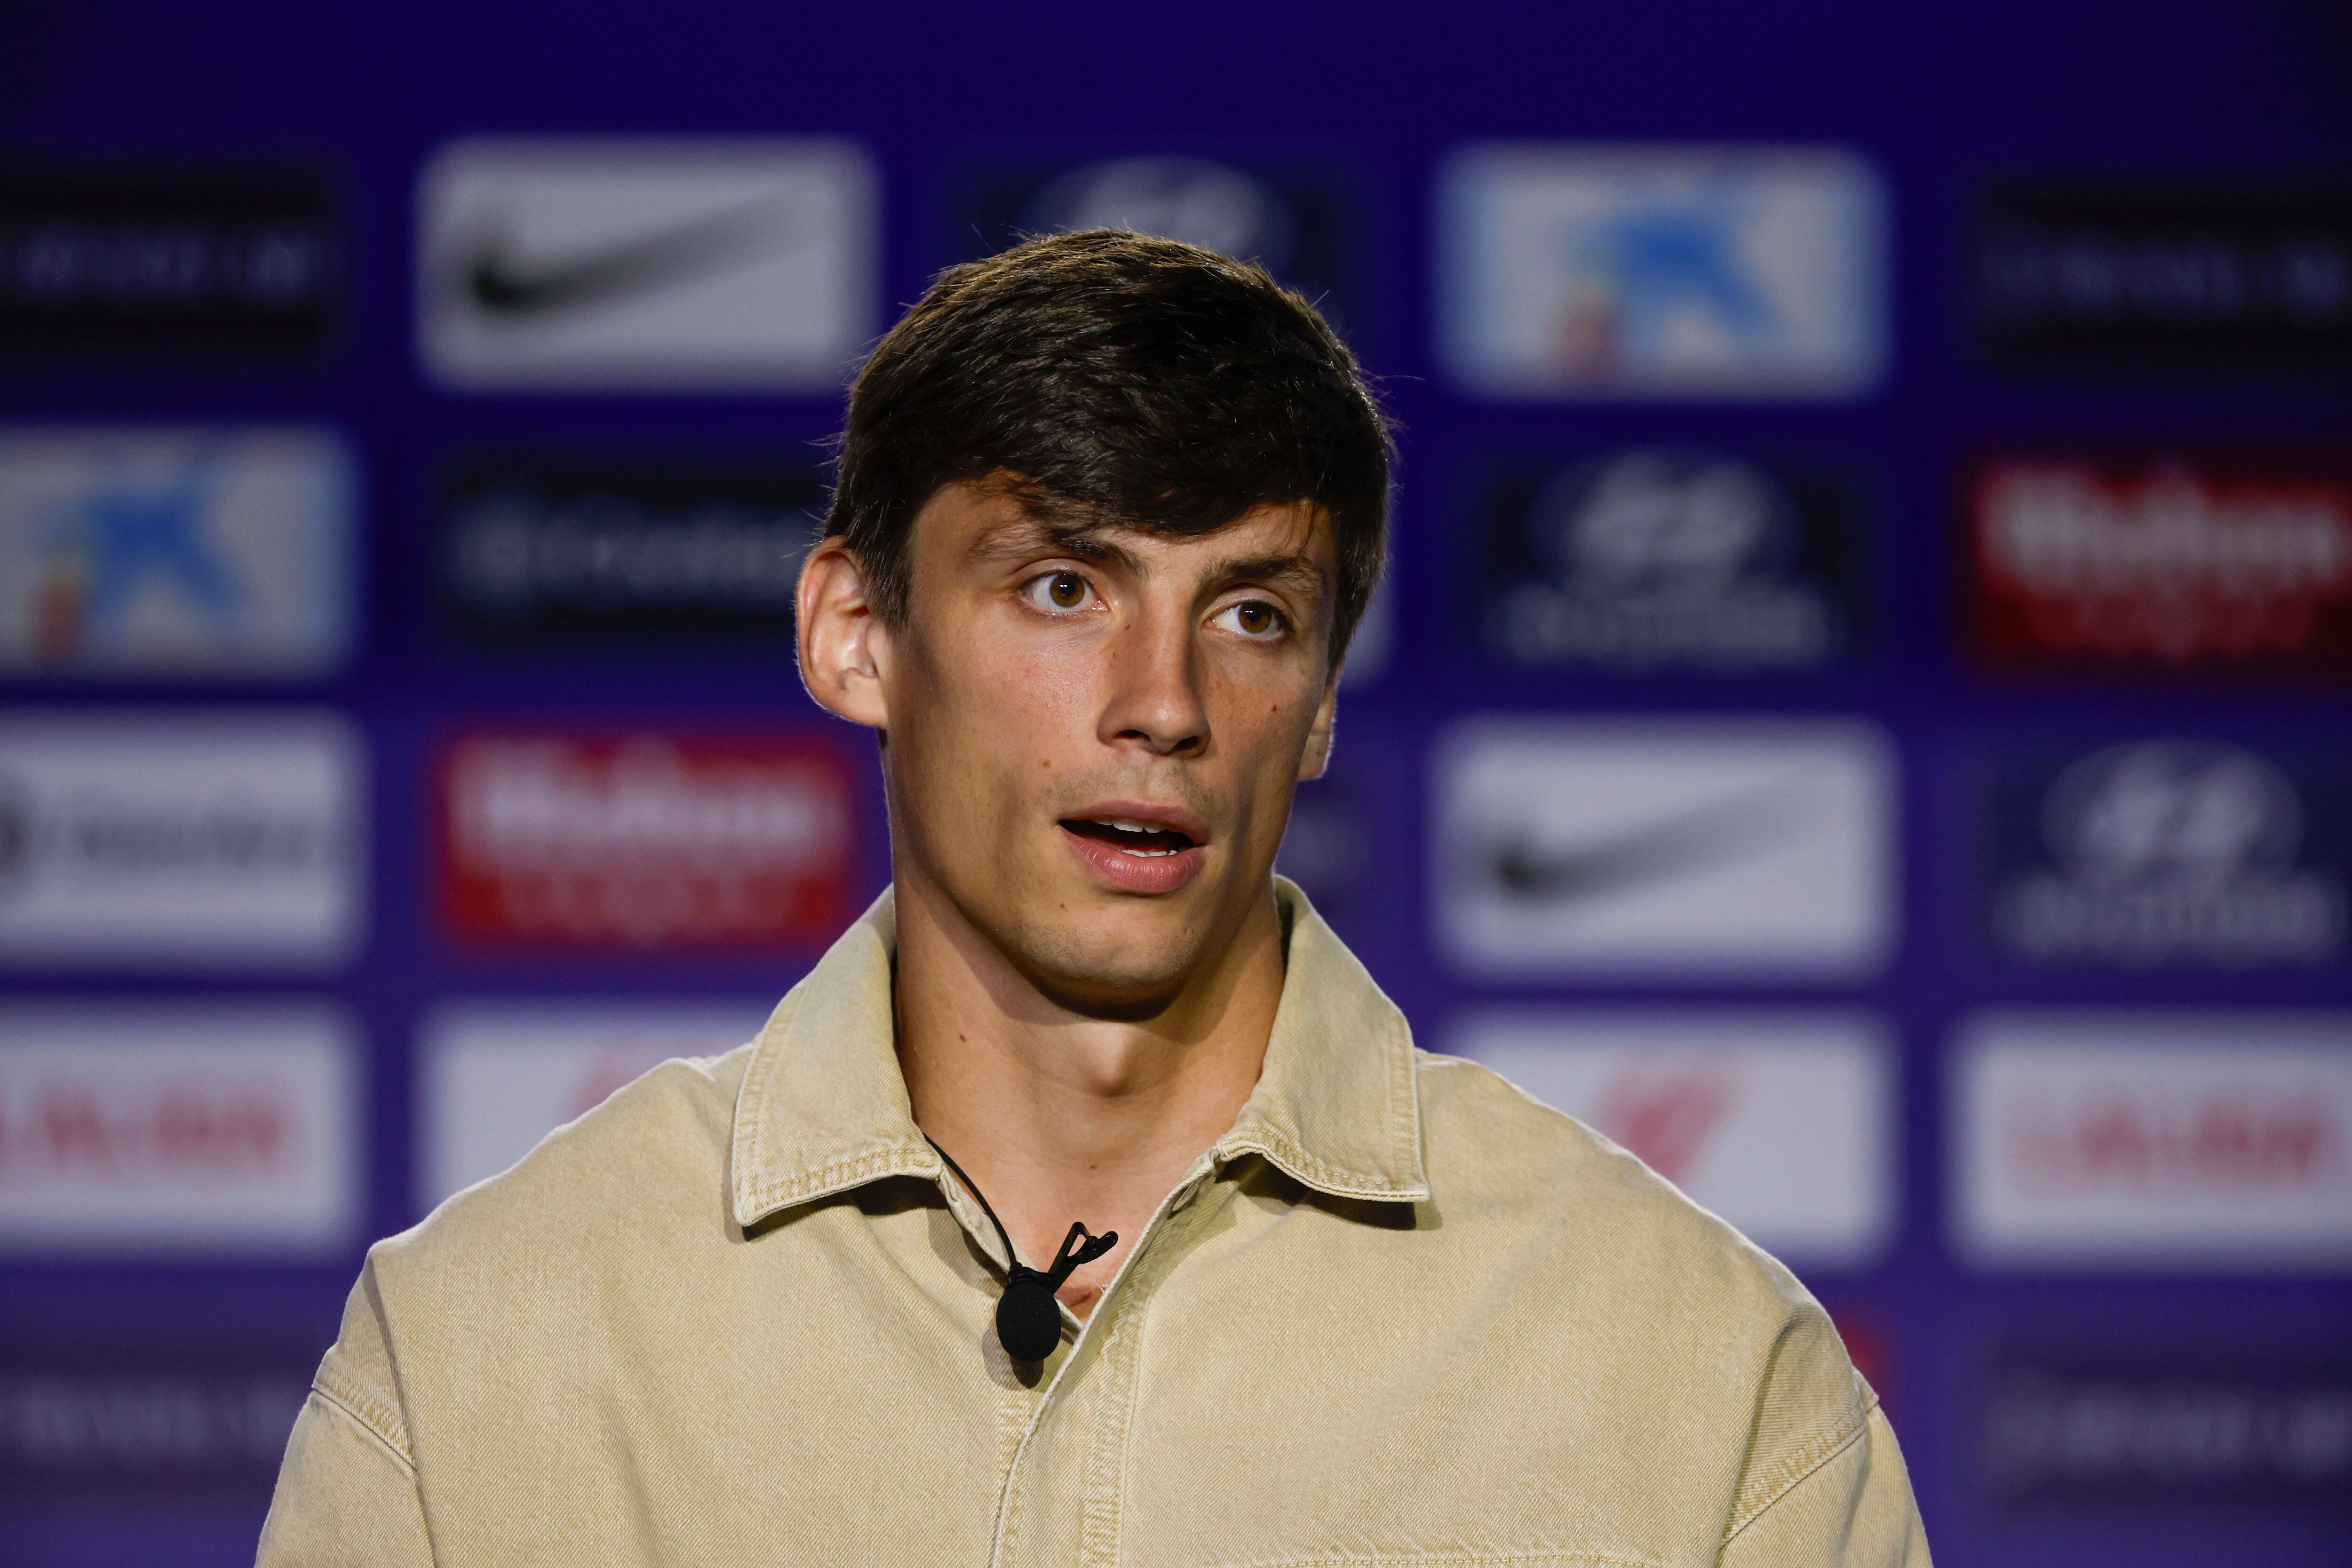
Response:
[891,874,1286,1321]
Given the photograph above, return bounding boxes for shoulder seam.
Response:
[311,1364,416,1473]
[1720,1390,1878,1546]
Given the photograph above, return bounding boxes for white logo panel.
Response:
[1434,717,1896,978]
[0,426,357,678]
[1437,142,1890,401]
[0,1002,360,1255]
[1953,1011,2352,1271]
[418,137,878,392]
[0,710,366,967]
[1454,1010,1895,1266]
[419,999,774,1210]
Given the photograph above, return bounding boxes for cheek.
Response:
[965,629,1106,771]
[997,638,1103,737]
[1206,666,1322,822]
[1208,648,1321,741]
[893,625,1101,800]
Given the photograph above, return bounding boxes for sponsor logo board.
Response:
[1983,738,2349,968]
[1977,181,2352,376]
[0,425,358,677]
[1437,143,1889,400]
[1455,1010,1895,1264]
[1979,1343,2352,1513]
[1435,717,1895,978]
[0,163,340,362]
[418,999,776,1209]
[434,451,821,649]
[417,138,877,391]
[1473,446,1867,670]
[0,1002,359,1254]
[0,710,366,967]
[1953,1011,2352,1270]
[0,1329,324,1498]
[953,155,1354,327]
[1967,454,2352,677]
[436,730,853,951]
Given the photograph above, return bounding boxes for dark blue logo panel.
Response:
[0,163,341,364]
[0,1326,323,1501]
[1978,1342,2352,1516]
[433,452,825,650]
[1976,181,2352,378]
[951,156,1353,330]
[1983,737,2352,968]
[1470,447,1868,672]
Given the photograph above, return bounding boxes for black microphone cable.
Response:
[924,1135,1116,1362]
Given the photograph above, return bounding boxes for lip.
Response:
[1057,799,1211,896]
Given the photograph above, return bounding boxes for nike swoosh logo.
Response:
[1485,779,1819,901]
[456,196,795,319]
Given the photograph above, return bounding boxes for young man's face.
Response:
[805,480,1341,1015]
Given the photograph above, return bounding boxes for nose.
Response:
[1098,595,1208,758]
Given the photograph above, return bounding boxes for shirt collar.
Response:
[729,878,1429,1231]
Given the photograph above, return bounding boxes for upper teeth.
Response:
[1107,819,1156,833]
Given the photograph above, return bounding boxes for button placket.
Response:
[985,1154,1225,1568]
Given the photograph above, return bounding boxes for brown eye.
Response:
[1023,570,1094,613]
[1212,599,1287,638]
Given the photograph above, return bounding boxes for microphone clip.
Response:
[925,1135,1118,1364]
[996,1221,1116,1363]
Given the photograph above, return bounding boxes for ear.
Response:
[1296,669,1340,782]
[796,539,892,729]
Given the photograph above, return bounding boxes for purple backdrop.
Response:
[1,2,2348,1563]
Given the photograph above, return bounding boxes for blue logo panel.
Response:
[951,155,1356,332]
[0,427,358,680]
[1437,143,1889,401]
[1981,737,2351,968]
[1469,446,1869,671]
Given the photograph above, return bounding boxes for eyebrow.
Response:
[1208,551,1329,598]
[969,515,1143,573]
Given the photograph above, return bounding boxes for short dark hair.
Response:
[824,229,1391,667]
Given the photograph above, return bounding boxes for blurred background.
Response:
[0,1,2348,1562]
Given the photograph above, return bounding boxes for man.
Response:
[261,231,1930,1566]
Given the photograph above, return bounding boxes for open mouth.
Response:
[1058,817,1201,858]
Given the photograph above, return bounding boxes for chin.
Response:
[1008,905,1209,1021]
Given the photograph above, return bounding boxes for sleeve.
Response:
[256,1258,436,1567]
[1716,1405,1931,1568]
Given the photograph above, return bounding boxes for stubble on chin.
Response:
[994,895,1215,1022]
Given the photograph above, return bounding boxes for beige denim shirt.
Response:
[261,883,1930,1568]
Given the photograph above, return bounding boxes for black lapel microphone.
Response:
[926,1137,1116,1362]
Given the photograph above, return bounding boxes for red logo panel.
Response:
[437,731,854,950]
[1968,455,2352,676]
